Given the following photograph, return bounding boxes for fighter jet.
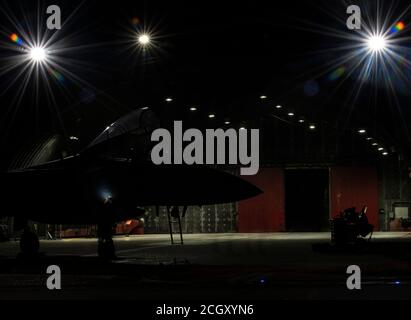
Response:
[1,108,262,258]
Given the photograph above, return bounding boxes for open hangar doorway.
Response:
[285,168,330,232]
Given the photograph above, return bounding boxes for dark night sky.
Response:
[1,0,411,167]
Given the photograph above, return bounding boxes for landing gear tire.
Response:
[97,200,117,259]
[19,229,40,257]
[98,238,116,260]
[97,220,117,260]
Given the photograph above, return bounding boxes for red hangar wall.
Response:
[238,166,379,232]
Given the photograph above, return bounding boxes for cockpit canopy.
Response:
[84,108,160,160]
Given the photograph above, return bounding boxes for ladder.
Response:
[167,206,186,245]
[155,206,188,245]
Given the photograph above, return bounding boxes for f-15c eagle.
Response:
[1,108,262,258]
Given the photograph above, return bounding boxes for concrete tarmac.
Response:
[0,232,410,300]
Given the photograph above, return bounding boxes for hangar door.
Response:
[285,169,330,232]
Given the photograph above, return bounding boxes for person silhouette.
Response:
[171,206,180,219]
[358,206,373,237]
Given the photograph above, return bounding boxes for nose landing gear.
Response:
[19,226,40,257]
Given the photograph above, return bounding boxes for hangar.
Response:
[0,0,411,303]
[1,112,408,238]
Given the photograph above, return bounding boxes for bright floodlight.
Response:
[138,34,151,45]
[367,35,387,53]
[30,47,47,62]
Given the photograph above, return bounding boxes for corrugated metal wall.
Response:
[143,203,237,234]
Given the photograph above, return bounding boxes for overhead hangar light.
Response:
[189,107,197,111]
[367,35,387,53]
[358,129,367,134]
[208,114,215,119]
[138,34,151,45]
[309,124,316,130]
[275,105,282,109]
[165,97,173,103]
[29,46,47,63]
[288,112,295,117]
[260,95,268,100]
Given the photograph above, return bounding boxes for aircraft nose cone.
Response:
[114,163,263,206]
[229,175,263,201]
[207,170,263,203]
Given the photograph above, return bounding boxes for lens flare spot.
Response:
[9,33,23,45]
[328,66,346,81]
[131,17,141,26]
[304,80,320,96]
[48,69,65,83]
[390,21,405,34]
